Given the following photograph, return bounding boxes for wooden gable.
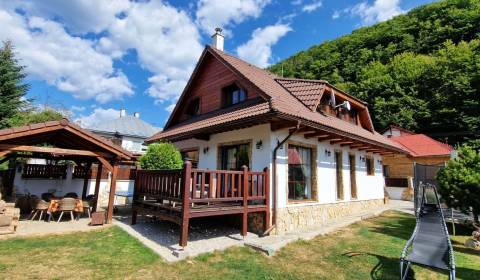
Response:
[166,50,266,129]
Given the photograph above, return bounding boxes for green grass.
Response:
[0,211,478,279]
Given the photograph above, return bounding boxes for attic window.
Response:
[186,98,200,116]
[222,83,247,107]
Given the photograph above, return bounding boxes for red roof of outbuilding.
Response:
[390,134,453,157]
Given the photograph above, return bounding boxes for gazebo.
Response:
[0,119,133,223]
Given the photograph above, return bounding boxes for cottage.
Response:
[381,125,454,200]
[146,30,405,235]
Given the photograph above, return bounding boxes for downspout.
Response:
[263,121,301,236]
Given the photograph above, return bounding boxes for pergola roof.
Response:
[0,119,132,163]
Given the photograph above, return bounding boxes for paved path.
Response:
[114,200,414,261]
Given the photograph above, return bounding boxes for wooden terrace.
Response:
[132,161,270,247]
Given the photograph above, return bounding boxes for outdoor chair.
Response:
[0,193,20,234]
[64,192,78,199]
[41,192,54,202]
[29,198,50,221]
[57,198,77,222]
[82,195,96,219]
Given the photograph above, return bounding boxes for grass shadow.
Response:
[343,251,413,280]
[368,212,417,241]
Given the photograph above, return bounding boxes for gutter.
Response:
[263,120,301,236]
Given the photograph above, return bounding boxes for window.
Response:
[335,151,344,200]
[383,165,390,177]
[349,154,357,199]
[181,149,199,168]
[366,156,375,175]
[288,145,312,200]
[220,143,250,170]
[222,84,246,107]
[186,98,200,116]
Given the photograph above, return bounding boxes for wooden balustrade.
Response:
[22,164,67,179]
[132,161,270,247]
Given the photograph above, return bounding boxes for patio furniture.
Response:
[29,198,50,221]
[56,198,77,222]
[0,193,20,234]
[64,192,78,199]
[82,195,96,219]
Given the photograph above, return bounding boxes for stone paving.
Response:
[114,200,414,261]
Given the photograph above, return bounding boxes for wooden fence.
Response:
[22,164,67,179]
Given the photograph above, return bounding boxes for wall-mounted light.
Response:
[359,156,366,162]
[203,147,209,154]
[324,149,331,157]
[377,159,382,164]
[256,140,263,149]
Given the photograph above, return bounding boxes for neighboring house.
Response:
[87,110,160,154]
[147,30,405,234]
[381,125,454,200]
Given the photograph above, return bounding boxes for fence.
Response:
[21,164,67,179]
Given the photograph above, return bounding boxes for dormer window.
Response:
[222,83,247,107]
[186,98,200,117]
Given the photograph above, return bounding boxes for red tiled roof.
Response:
[148,46,405,153]
[276,79,326,110]
[390,134,453,157]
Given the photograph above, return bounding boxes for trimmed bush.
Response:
[139,143,183,170]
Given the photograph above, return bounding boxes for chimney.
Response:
[120,108,126,117]
[133,112,140,118]
[211,27,224,51]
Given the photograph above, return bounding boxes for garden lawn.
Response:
[0,211,478,279]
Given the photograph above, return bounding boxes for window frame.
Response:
[335,150,344,200]
[185,97,201,117]
[287,141,317,203]
[217,140,252,171]
[366,156,375,176]
[222,83,247,108]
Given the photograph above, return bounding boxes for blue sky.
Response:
[0,0,434,129]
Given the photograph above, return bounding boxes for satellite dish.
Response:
[334,101,351,111]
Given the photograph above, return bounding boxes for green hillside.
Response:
[270,0,480,144]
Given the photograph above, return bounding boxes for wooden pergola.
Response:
[0,119,133,223]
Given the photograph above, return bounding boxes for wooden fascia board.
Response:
[0,125,63,142]
[0,144,109,158]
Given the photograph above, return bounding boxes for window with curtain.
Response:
[220,143,250,170]
[288,145,312,200]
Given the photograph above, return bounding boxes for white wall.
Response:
[12,163,134,202]
[173,124,385,210]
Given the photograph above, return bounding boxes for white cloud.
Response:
[166,104,176,113]
[0,9,133,103]
[236,24,292,68]
[100,1,204,105]
[291,0,303,5]
[75,108,119,128]
[71,105,85,112]
[195,0,271,34]
[332,10,340,19]
[302,1,322,13]
[348,0,404,25]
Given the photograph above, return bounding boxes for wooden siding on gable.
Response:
[169,53,264,127]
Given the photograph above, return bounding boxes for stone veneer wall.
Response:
[275,199,384,234]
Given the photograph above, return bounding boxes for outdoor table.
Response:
[46,198,84,221]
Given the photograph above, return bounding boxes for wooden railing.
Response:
[73,166,136,180]
[134,163,269,206]
[22,164,67,179]
[133,161,270,247]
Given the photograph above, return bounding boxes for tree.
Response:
[139,143,183,170]
[0,40,29,128]
[436,143,480,223]
[6,108,64,127]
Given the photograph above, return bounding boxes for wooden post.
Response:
[106,163,118,224]
[131,168,139,225]
[81,162,92,199]
[241,165,249,236]
[92,163,103,212]
[179,161,192,247]
[264,167,271,231]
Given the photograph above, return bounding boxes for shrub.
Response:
[437,143,480,223]
[139,143,183,170]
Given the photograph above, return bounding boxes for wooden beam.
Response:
[81,162,92,199]
[106,164,118,224]
[96,156,113,172]
[329,138,344,144]
[289,126,316,135]
[0,144,108,158]
[338,141,354,146]
[92,163,103,212]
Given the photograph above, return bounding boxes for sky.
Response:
[0,0,435,129]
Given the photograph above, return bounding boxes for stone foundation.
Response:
[275,199,384,234]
